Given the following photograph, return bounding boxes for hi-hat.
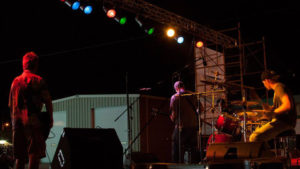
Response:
[236,111,260,121]
[237,110,272,121]
[251,109,269,113]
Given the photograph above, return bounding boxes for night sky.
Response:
[1,0,299,122]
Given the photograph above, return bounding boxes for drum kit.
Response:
[211,105,270,143]
[174,69,273,164]
[191,79,271,146]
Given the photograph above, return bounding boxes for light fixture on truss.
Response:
[134,17,155,35]
[103,6,127,25]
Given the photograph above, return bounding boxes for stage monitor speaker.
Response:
[206,142,263,161]
[51,128,123,169]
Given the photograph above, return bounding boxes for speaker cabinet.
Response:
[51,128,123,169]
[206,142,263,161]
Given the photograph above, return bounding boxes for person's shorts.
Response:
[13,124,46,160]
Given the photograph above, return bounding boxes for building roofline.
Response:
[52,94,141,103]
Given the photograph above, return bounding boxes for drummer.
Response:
[249,70,296,144]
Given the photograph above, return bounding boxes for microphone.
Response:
[184,64,190,69]
[139,88,151,91]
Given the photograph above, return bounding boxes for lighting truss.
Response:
[101,0,237,48]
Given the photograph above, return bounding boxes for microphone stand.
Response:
[114,97,140,122]
[123,108,161,155]
[209,73,219,144]
[196,94,203,163]
[125,72,132,165]
[177,74,182,163]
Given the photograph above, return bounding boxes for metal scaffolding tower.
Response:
[223,23,268,102]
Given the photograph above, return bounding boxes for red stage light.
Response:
[107,9,116,18]
[196,41,204,48]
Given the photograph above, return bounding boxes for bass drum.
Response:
[215,114,239,136]
[206,132,233,149]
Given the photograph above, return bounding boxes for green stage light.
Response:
[119,17,127,25]
[147,28,154,35]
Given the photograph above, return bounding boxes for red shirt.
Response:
[9,70,51,129]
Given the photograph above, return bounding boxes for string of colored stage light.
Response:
[0,35,148,65]
[59,0,206,47]
[60,0,93,15]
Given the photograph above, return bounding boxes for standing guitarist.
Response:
[169,81,202,163]
[249,70,296,144]
[9,51,53,169]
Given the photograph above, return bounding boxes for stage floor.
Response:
[39,158,300,169]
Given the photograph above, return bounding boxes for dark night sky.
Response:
[0,0,299,121]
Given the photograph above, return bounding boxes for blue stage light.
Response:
[83,6,93,14]
[177,37,184,44]
[72,1,80,10]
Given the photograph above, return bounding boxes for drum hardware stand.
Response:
[241,89,248,142]
[209,71,220,144]
[196,93,203,163]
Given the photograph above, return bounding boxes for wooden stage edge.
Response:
[131,157,294,169]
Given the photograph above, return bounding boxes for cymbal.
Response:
[200,80,226,86]
[231,100,259,106]
[251,109,269,113]
[201,80,258,90]
[236,111,258,117]
[237,110,272,121]
[222,112,239,121]
[179,90,225,96]
[246,122,263,125]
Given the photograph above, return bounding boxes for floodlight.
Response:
[166,28,175,37]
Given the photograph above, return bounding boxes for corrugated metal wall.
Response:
[51,94,141,151]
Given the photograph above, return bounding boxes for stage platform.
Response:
[38,157,300,169]
[131,158,298,169]
[131,162,206,169]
